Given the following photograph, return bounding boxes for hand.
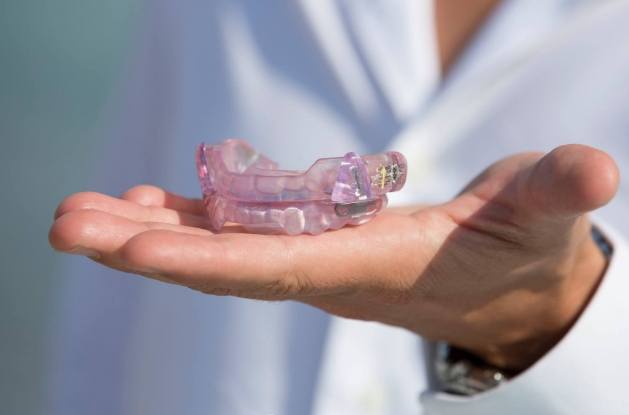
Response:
[49,144,619,371]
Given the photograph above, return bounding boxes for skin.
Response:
[49,1,619,372]
[435,0,502,74]
[49,145,619,371]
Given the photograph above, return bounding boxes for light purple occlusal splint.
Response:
[195,139,407,235]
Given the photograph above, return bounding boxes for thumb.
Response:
[520,144,619,220]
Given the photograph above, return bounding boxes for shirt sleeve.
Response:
[419,219,629,414]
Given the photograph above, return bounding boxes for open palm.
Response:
[50,144,618,369]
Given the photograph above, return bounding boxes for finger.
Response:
[54,191,210,229]
[119,230,301,295]
[49,209,213,257]
[521,144,619,220]
[455,145,619,223]
[121,185,205,215]
[117,213,426,299]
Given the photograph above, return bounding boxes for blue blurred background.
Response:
[0,2,139,413]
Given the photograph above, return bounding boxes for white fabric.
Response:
[47,0,629,414]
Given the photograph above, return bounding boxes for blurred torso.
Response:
[48,1,629,414]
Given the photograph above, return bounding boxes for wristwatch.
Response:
[434,226,613,396]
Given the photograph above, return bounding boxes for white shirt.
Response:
[48,1,629,414]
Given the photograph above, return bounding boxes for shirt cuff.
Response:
[420,220,629,414]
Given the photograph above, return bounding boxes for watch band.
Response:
[434,341,512,396]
